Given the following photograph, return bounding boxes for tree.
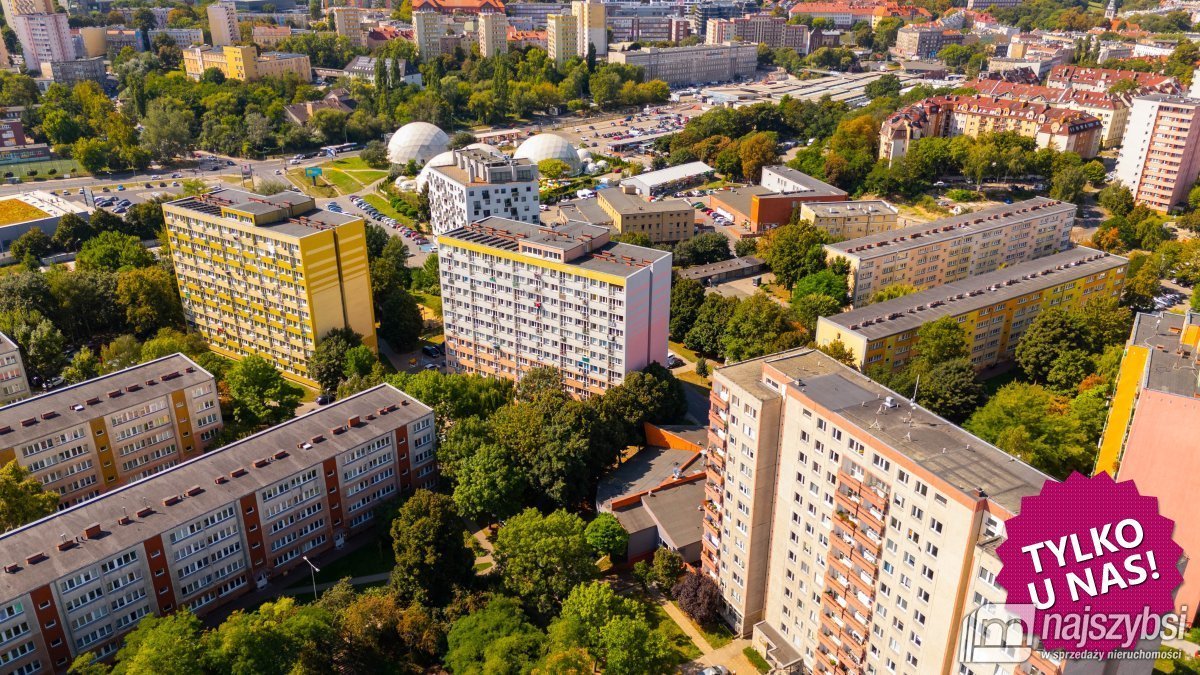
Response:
[342,345,376,379]
[721,293,799,362]
[9,227,51,262]
[869,283,918,304]
[52,213,97,253]
[452,443,526,521]
[203,599,335,675]
[76,231,155,272]
[140,99,194,162]
[734,238,759,257]
[684,293,738,356]
[390,489,474,607]
[378,289,424,351]
[308,328,362,393]
[613,232,653,247]
[790,269,848,305]
[792,293,843,334]
[594,365,687,445]
[62,347,101,384]
[738,131,778,182]
[1050,165,1087,202]
[759,220,830,289]
[359,140,389,168]
[673,232,732,267]
[672,572,723,624]
[100,334,143,373]
[584,513,629,559]
[538,158,572,179]
[1098,183,1134,217]
[650,547,683,589]
[966,382,1092,477]
[864,73,902,99]
[551,580,640,653]
[494,508,595,617]
[916,317,969,363]
[225,355,303,427]
[669,276,706,341]
[597,616,674,675]
[107,611,207,675]
[8,314,67,381]
[117,267,182,336]
[1015,308,1083,384]
[0,461,59,531]
[916,359,985,423]
[445,597,545,675]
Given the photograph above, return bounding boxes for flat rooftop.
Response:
[166,187,359,237]
[598,187,693,214]
[725,349,1052,514]
[622,161,714,188]
[554,197,612,225]
[824,247,1127,339]
[0,354,213,448]
[1131,311,1200,397]
[711,185,773,216]
[803,200,897,218]
[642,478,704,549]
[440,216,672,279]
[763,166,847,198]
[0,384,431,599]
[597,445,702,506]
[827,197,1074,258]
[677,256,765,280]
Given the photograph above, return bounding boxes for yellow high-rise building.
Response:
[547,13,577,67]
[162,188,377,388]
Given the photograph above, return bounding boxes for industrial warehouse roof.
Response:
[0,385,431,599]
[823,247,1127,339]
[826,197,1075,258]
[621,161,715,189]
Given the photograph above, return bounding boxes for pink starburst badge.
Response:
[995,472,1185,657]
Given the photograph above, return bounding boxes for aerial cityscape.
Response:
[0,0,1195,670]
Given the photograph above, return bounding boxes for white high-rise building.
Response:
[1114,94,1200,212]
[478,11,508,57]
[207,2,238,47]
[329,7,365,48]
[11,12,71,71]
[437,217,672,398]
[570,0,606,57]
[413,10,444,58]
[425,148,540,235]
[547,13,577,67]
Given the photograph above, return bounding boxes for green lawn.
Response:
[323,169,363,194]
[744,646,771,673]
[645,600,703,663]
[325,156,382,172]
[668,601,733,648]
[285,538,394,593]
[363,193,413,226]
[413,290,443,318]
[285,170,339,198]
[0,158,84,181]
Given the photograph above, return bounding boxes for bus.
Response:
[320,143,360,156]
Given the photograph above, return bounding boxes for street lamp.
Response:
[301,555,320,601]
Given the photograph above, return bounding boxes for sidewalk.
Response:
[654,592,714,653]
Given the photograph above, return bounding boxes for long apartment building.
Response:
[0,384,434,673]
[606,42,758,87]
[11,12,72,72]
[426,148,539,236]
[798,201,898,240]
[827,197,1076,307]
[182,46,311,82]
[546,13,576,66]
[0,355,222,510]
[702,348,1071,675]
[705,13,809,51]
[162,188,376,389]
[1113,95,1200,212]
[570,0,606,57]
[437,217,671,398]
[962,78,1130,149]
[0,333,28,406]
[1094,311,1200,622]
[892,22,964,59]
[879,95,1102,162]
[815,247,1127,371]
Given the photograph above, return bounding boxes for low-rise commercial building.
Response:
[798,200,898,239]
[251,25,294,47]
[676,256,766,285]
[621,161,715,197]
[0,332,29,405]
[815,247,1127,371]
[710,167,847,238]
[596,186,693,244]
[182,45,311,81]
[606,42,757,87]
[0,384,434,673]
[0,354,222,507]
[880,94,1103,162]
[437,217,671,398]
[827,197,1076,306]
[0,191,91,257]
[161,188,376,388]
[426,148,539,236]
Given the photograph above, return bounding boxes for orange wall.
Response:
[750,194,846,234]
[644,423,703,452]
[1116,390,1200,621]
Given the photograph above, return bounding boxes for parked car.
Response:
[316,394,333,405]
[421,345,442,358]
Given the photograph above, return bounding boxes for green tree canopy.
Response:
[389,489,474,607]
[494,508,595,618]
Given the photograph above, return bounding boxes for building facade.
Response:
[596,186,694,244]
[147,28,204,46]
[40,57,106,87]
[182,45,311,81]
[962,78,1131,148]
[329,7,365,47]
[0,354,222,508]
[412,10,444,58]
[827,197,1076,306]
[478,11,508,57]
[426,149,539,236]
[570,0,605,57]
[703,348,1071,675]
[437,217,672,398]
[815,247,1127,371]
[161,188,377,388]
[1114,95,1200,212]
[207,2,239,47]
[0,384,434,674]
[892,23,965,59]
[11,13,72,72]
[546,13,576,67]
[797,200,899,240]
[0,332,28,406]
[606,43,758,87]
[1045,65,1181,95]
[705,14,808,51]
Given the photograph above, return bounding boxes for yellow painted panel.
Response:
[439,236,630,286]
[1094,344,1149,476]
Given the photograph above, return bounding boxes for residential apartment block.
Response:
[329,7,365,47]
[1114,95,1200,212]
[0,332,28,406]
[570,0,605,57]
[437,217,671,397]
[784,1,932,27]
[426,148,539,236]
[0,384,434,673]
[703,348,1070,675]
[11,13,72,71]
[546,13,577,67]
[478,11,507,57]
[827,197,1077,306]
[1045,65,1181,95]
[596,186,693,244]
[162,188,377,388]
[606,43,758,87]
[797,201,899,240]
[207,2,239,47]
[0,354,222,509]
[881,95,1102,162]
[412,11,444,58]
[182,46,311,81]
[815,247,1127,371]
[892,23,965,59]
[962,78,1131,148]
[1095,310,1200,622]
[705,14,808,51]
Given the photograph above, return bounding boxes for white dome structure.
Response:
[414,150,458,189]
[576,148,592,162]
[465,142,501,155]
[387,122,450,165]
[514,133,582,175]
